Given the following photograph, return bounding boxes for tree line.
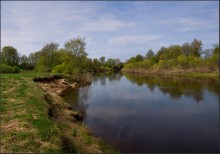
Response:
[1,38,218,74]
[0,37,123,74]
[123,39,219,73]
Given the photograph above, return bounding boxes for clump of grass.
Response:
[84,135,92,144]
[32,118,60,141]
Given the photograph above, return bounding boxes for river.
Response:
[63,72,219,153]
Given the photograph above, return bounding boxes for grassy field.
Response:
[0,73,117,153]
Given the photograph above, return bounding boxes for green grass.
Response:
[1,72,62,152]
[178,72,219,78]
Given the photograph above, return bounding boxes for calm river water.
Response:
[63,72,219,153]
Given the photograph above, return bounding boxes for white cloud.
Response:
[159,17,218,32]
[108,35,163,46]
[81,16,136,32]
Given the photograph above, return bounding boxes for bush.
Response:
[52,63,70,74]
[0,64,15,73]
[13,66,20,73]
[188,55,202,68]
[158,60,167,69]
[177,55,187,68]
[124,63,135,69]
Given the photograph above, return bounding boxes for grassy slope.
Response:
[0,73,117,153]
[1,73,62,152]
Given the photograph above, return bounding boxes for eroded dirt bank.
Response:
[33,75,78,96]
[33,75,115,153]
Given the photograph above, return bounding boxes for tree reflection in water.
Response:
[123,73,219,103]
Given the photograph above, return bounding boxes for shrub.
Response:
[0,64,15,73]
[52,63,70,74]
[177,55,187,68]
[13,66,20,73]
[158,60,167,69]
[188,55,202,68]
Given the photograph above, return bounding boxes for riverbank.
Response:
[0,73,117,153]
[121,68,219,78]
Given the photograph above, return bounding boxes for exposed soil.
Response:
[33,75,78,96]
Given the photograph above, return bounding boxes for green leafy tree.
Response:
[99,56,105,66]
[64,37,87,58]
[146,49,154,60]
[191,39,202,57]
[92,58,101,72]
[19,55,29,69]
[35,42,59,72]
[135,54,143,62]
[28,52,39,70]
[1,46,19,66]
[182,42,192,66]
[168,45,183,59]
[41,42,59,54]
[155,47,168,62]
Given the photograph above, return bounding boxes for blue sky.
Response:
[1,1,219,62]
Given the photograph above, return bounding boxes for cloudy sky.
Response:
[1,1,219,61]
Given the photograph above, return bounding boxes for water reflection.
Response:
[93,72,122,85]
[123,73,219,103]
[63,86,91,121]
[63,73,219,153]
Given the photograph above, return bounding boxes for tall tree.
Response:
[182,42,192,66]
[20,55,29,69]
[191,39,202,57]
[135,54,143,62]
[146,49,154,60]
[1,46,19,66]
[99,56,105,66]
[28,52,39,69]
[41,42,59,53]
[64,37,87,58]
